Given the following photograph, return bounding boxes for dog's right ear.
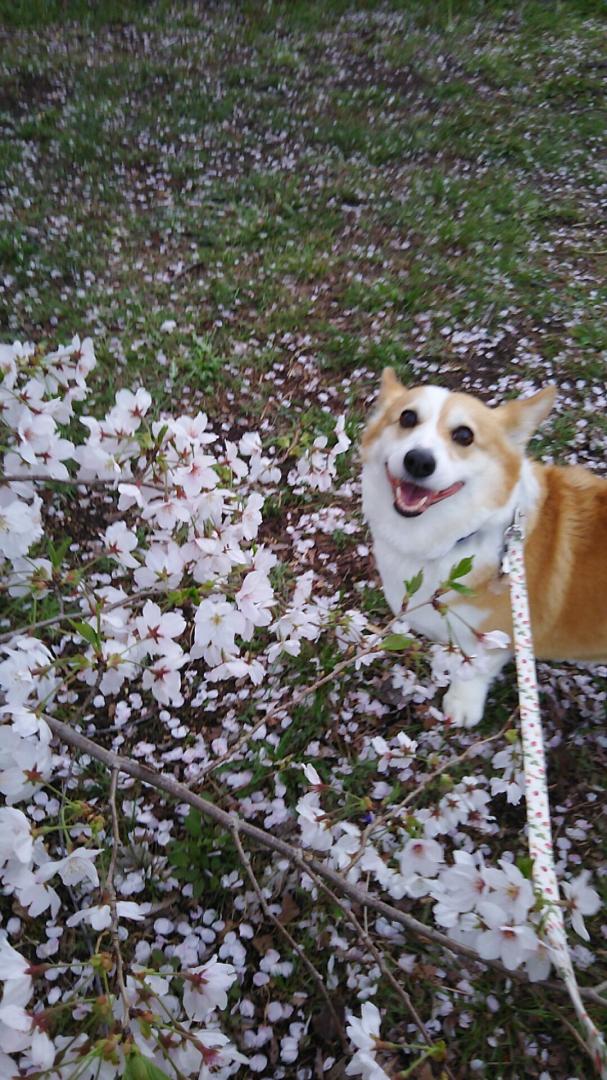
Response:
[378,367,403,405]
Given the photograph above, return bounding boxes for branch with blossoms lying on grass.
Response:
[41,714,607,1074]
[0,336,605,1078]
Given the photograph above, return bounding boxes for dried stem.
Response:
[300,859,451,1073]
[230,823,348,1052]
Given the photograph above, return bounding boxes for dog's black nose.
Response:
[404,448,436,479]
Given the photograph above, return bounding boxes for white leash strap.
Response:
[502,509,607,1076]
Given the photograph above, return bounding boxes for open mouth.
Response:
[387,469,464,518]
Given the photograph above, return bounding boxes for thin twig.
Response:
[301,861,441,1063]
[106,768,130,1019]
[346,717,514,873]
[230,823,348,1052]
[198,613,405,780]
[0,588,161,645]
[1,474,122,487]
[0,473,165,492]
[174,260,207,280]
[547,996,599,1060]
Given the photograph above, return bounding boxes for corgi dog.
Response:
[361,368,607,727]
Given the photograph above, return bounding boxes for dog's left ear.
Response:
[497,386,557,448]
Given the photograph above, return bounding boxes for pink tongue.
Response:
[395,481,432,513]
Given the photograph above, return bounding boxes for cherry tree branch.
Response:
[0,473,165,492]
[42,713,607,1010]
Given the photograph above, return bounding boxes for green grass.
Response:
[3,0,606,395]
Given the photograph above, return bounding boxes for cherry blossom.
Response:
[431,852,490,917]
[475,902,539,970]
[104,521,140,570]
[346,1003,391,1080]
[235,570,275,632]
[296,793,334,852]
[482,861,535,924]
[191,598,246,666]
[141,653,187,705]
[133,541,185,591]
[0,718,53,803]
[0,941,33,987]
[490,742,525,805]
[0,809,34,866]
[182,956,238,1021]
[0,496,43,561]
[8,864,61,919]
[346,1051,393,1080]
[67,900,149,931]
[562,871,601,941]
[36,848,102,889]
[240,493,264,540]
[135,600,186,656]
[111,387,152,435]
[398,837,444,881]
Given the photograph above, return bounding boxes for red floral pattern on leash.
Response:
[504,511,607,1076]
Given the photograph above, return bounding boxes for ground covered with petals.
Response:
[1,2,607,1078]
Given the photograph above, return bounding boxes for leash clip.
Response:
[500,506,525,575]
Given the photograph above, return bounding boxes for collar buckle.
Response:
[501,506,525,575]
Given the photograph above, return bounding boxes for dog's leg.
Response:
[442,651,511,728]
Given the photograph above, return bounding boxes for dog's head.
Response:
[362,369,556,534]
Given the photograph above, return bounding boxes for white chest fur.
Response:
[370,527,495,649]
[361,456,538,653]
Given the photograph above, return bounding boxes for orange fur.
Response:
[464,463,607,661]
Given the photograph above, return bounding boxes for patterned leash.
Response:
[502,508,607,1077]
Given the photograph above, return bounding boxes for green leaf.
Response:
[185,809,202,838]
[124,1049,172,1080]
[169,586,203,606]
[447,581,474,595]
[123,1051,147,1080]
[70,621,101,650]
[516,855,534,880]
[449,555,474,581]
[66,653,93,670]
[404,569,423,597]
[382,633,414,651]
[47,535,72,570]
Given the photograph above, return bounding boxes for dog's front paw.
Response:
[442,679,488,729]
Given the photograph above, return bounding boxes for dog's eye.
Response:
[452,425,474,447]
[399,409,418,429]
